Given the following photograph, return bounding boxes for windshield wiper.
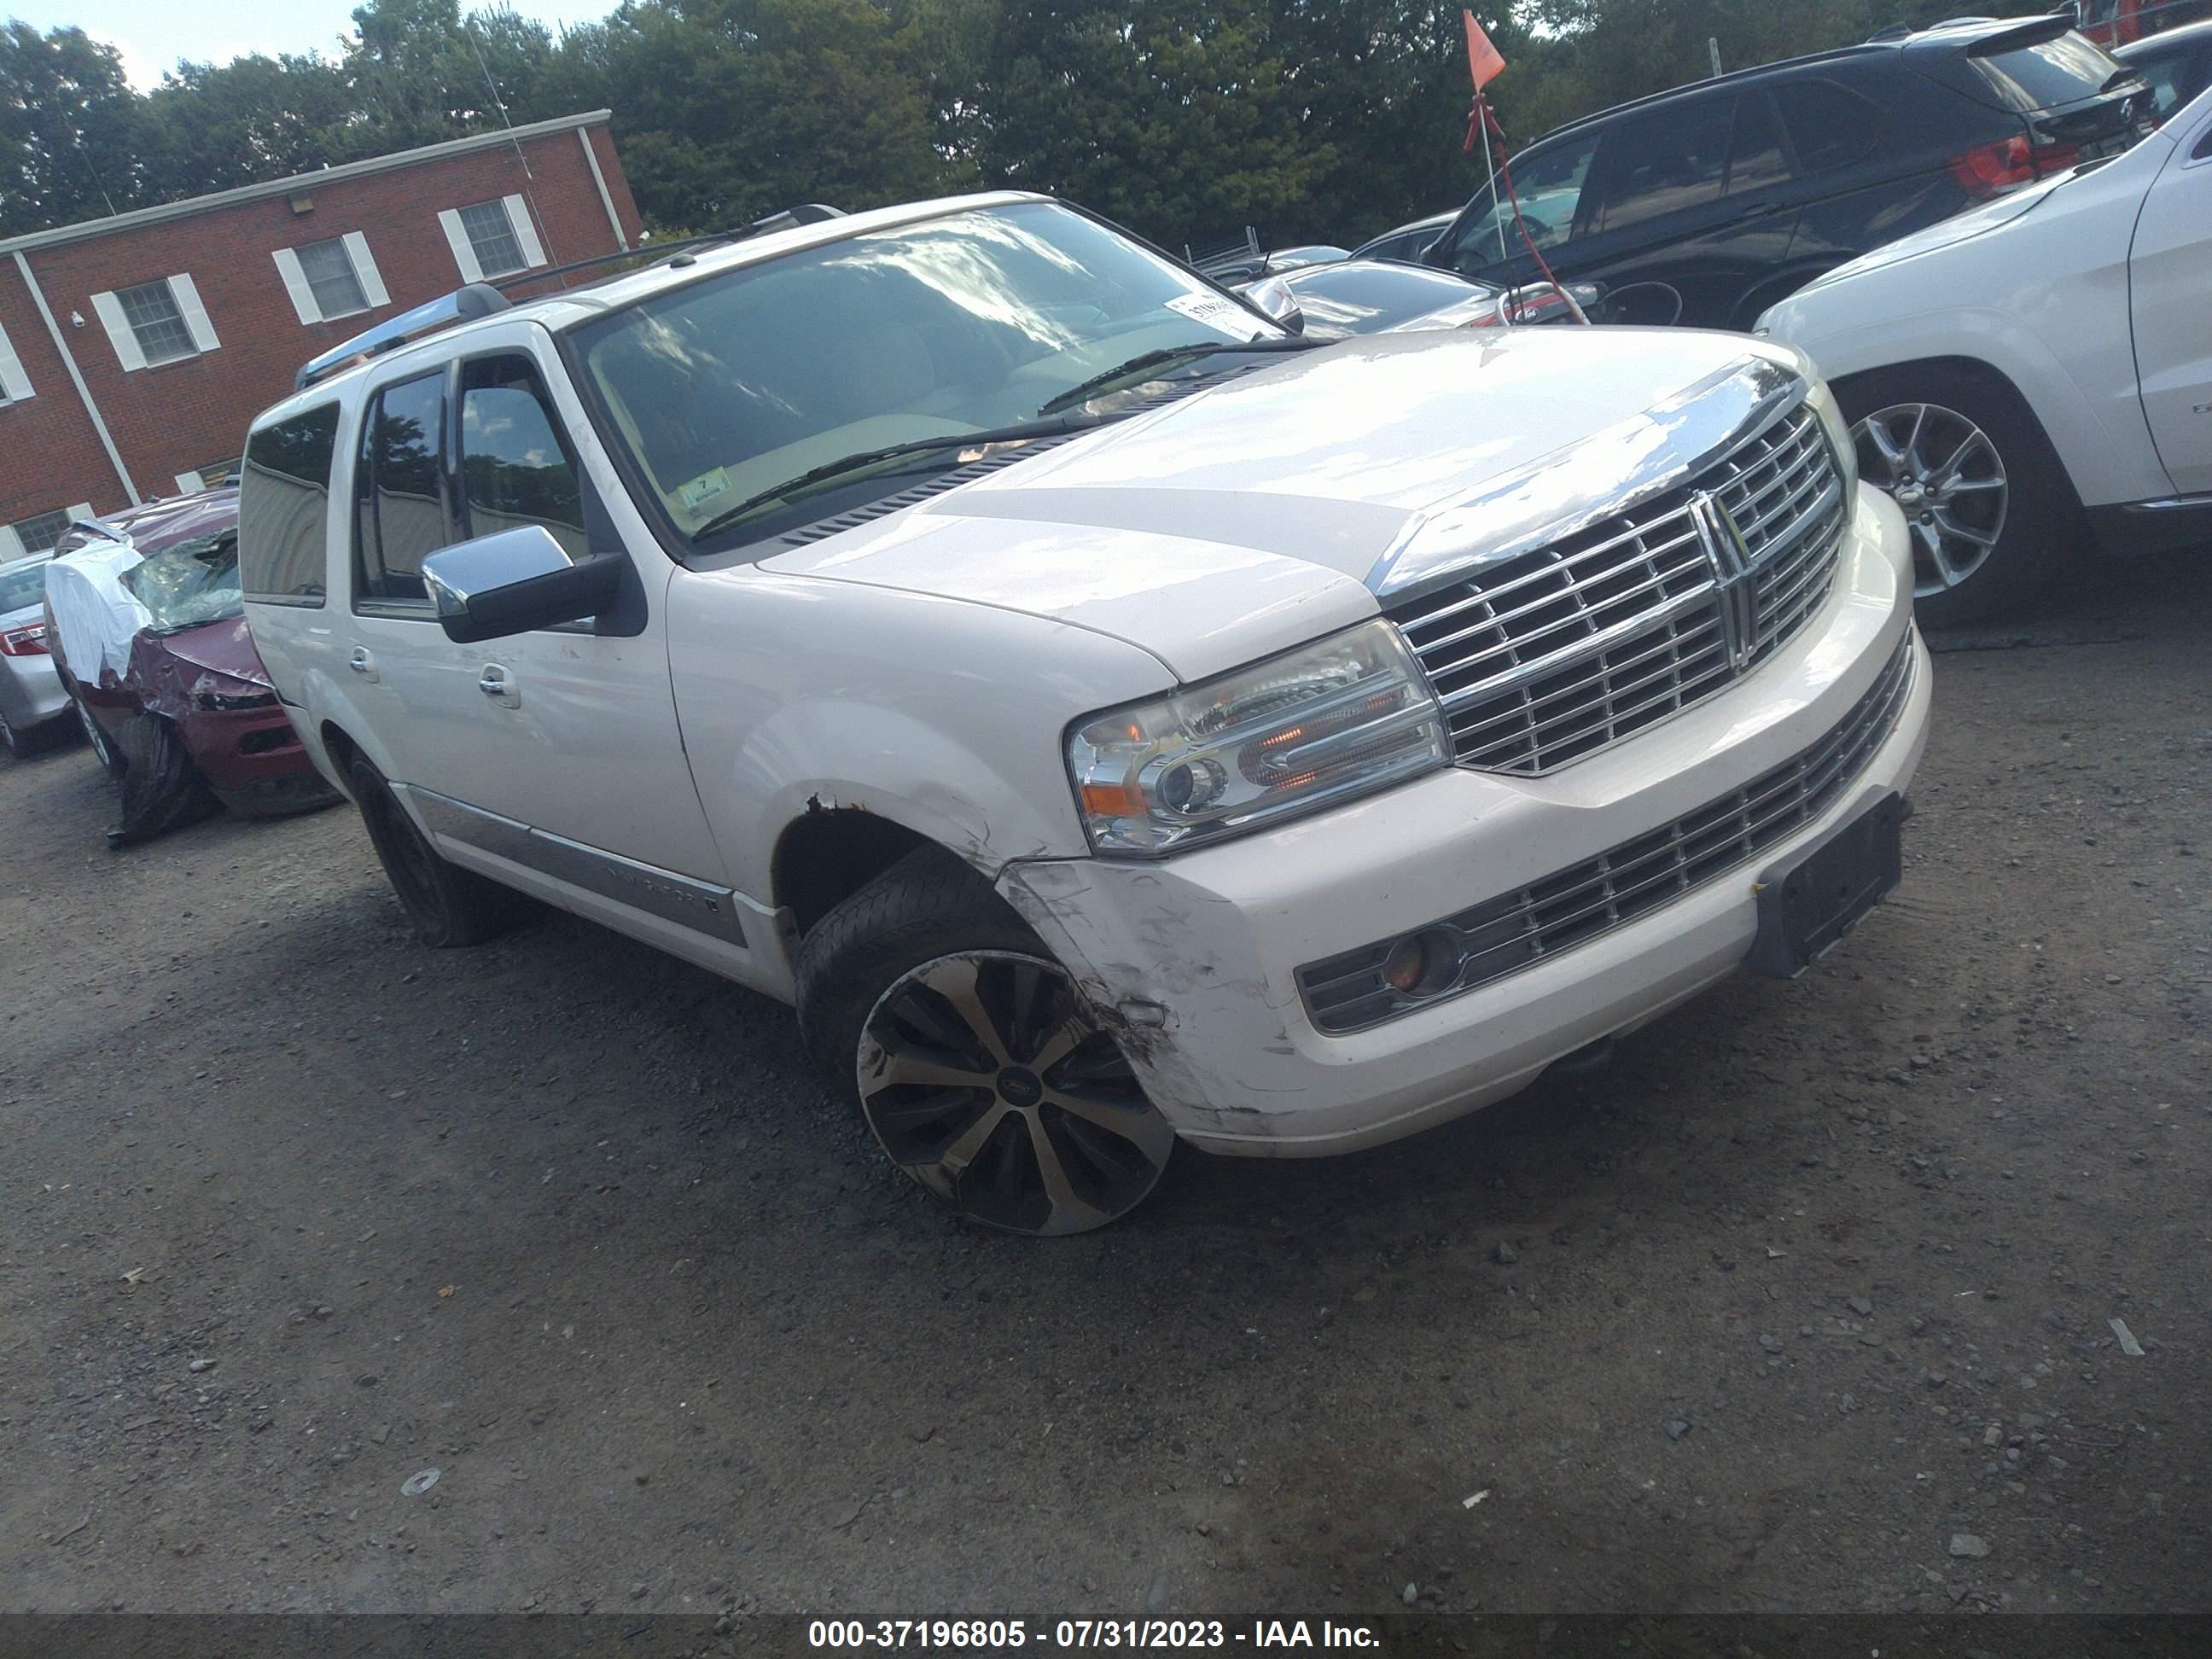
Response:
[1034,335,1323,417]
[689,416,1093,540]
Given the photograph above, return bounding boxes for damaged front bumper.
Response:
[999,505,1930,1157]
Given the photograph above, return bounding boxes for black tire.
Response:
[347,753,526,947]
[0,707,55,758]
[1835,364,2084,629]
[795,846,1174,1235]
[75,692,126,778]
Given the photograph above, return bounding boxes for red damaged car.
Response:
[43,487,337,845]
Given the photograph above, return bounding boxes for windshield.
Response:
[119,532,242,633]
[569,202,1280,539]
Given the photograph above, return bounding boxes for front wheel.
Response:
[1838,366,2082,627]
[795,848,1175,1236]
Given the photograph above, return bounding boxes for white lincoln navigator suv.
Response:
[240,193,1931,1234]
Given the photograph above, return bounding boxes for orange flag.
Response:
[1464,10,1505,89]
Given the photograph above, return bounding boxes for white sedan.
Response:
[1759,81,2211,625]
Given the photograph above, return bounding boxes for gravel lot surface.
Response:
[2,556,2207,1620]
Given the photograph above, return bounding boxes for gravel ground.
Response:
[1,554,2207,1620]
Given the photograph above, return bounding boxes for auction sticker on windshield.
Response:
[1163,292,1269,339]
[680,467,733,510]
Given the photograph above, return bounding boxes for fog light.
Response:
[1382,929,1459,998]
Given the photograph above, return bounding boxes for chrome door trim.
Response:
[397,783,749,946]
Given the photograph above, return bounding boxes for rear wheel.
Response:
[1837,365,2082,627]
[347,753,525,947]
[795,848,1174,1236]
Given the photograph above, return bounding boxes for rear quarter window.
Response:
[239,404,340,607]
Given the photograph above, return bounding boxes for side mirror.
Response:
[421,526,623,644]
[1243,275,1306,335]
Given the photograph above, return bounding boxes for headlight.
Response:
[1067,620,1451,858]
[1805,378,1860,525]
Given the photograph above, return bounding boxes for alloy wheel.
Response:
[1852,402,2008,599]
[855,950,1174,1235]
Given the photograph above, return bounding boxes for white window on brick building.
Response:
[272,232,391,325]
[7,507,84,556]
[437,195,546,282]
[90,275,220,370]
[0,318,32,404]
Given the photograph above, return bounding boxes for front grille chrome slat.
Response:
[1297,632,1916,1034]
[1389,401,1848,777]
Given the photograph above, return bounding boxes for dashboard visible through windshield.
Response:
[568,202,1281,544]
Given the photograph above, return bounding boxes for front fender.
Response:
[668,568,1179,902]
[1766,302,2168,510]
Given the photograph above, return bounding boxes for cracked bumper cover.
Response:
[998,495,1930,1158]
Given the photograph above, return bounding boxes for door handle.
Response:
[348,647,377,683]
[477,665,519,708]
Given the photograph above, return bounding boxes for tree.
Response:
[938,0,1334,247]
[559,0,950,233]
[0,22,154,236]
[141,55,357,200]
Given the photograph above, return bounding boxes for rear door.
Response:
[2130,106,2212,492]
[1434,90,1773,326]
[1563,90,1808,328]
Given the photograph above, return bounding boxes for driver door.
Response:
[344,329,727,896]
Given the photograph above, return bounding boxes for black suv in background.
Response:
[1425,14,2152,329]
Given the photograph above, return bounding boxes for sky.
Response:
[9,1,614,90]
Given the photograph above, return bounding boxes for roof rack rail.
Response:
[488,233,727,293]
[486,204,847,294]
[292,203,847,392]
[294,282,511,392]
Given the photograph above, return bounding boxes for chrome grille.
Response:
[1297,631,1915,1035]
[1388,402,1847,776]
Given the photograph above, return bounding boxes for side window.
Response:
[238,404,339,606]
[1726,91,1794,195]
[1772,80,1884,175]
[1591,96,1733,232]
[354,370,451,606]
[457,355,589,562]
[1448,131,1600,273]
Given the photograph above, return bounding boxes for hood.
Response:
[762,327,1797,680]
[154,614,271,685]
[1789,175,2072,301]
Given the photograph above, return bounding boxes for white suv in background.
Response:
[240,193,1930,1234]
[1761,81,2212,626]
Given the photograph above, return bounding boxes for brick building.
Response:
[0,110,643,562]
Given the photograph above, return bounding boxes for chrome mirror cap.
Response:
[422,526,574,621]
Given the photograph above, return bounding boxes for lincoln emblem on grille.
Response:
[1688,491,1762,672]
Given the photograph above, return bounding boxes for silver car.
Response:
[0,554,71,755]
